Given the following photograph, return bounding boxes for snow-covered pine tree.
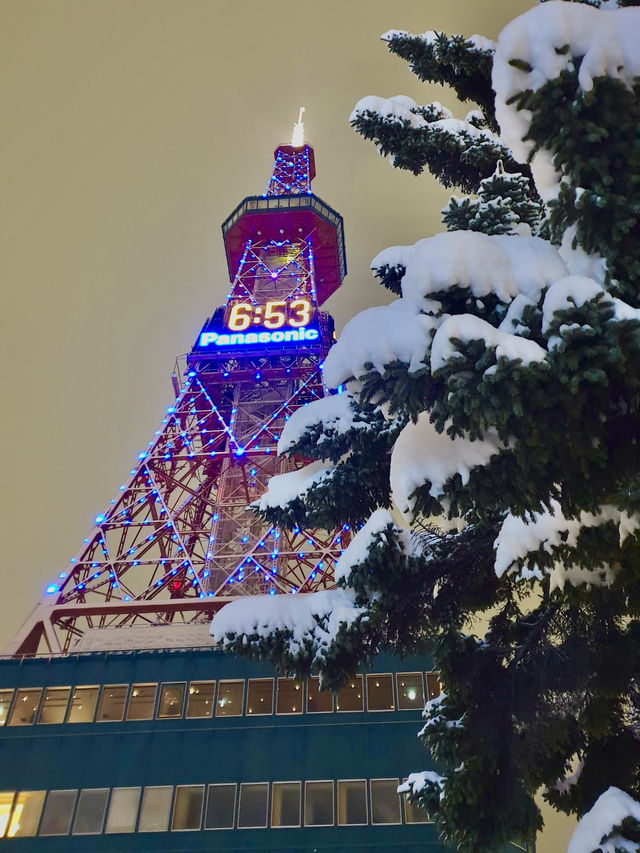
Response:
[212,2,640,852]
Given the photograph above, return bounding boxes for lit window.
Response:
[271,782,300,828]
[237,783,268,828]
[426,671,442,700]
[204,784,236,830]
[39,790,77,836]
[246,679,273,715]
[126,683,157,721]
[307,677,333,713]
[96,685,128,722]
[7,791,45,837]
[138,787,173,832]
[105,787,140,833]
[396,673,424,710]
[67,686,99,723]
[304,781,333,826]
[216,680,243,717]
[366,674,394,711]
[0,792,14,838]
[276,678,303,714]
[158,683,186,718]
[8,688,42,726]
[172,785,204,831]
[403,786,432,824]
[186,681,215,718]
[336,676,363,712]
[337,780,367,825]
[370,779,401,824]
[0,690,14,726]
[38,687,71,724]
[72,788,109,835]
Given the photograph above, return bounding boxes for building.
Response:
[0,117,528,851]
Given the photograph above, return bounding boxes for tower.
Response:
[5,115,348,657]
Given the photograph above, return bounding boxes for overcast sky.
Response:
[1,3,575,847]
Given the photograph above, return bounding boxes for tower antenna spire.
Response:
[291,106,305,147]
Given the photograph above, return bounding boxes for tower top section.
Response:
[221,126,345,307]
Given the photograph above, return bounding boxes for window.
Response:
[72,788,109,834]
[105,787,140,833]
[96,684,128,722]
[307,677,333,713]
[66,685,99,723]
[8,688,42,726]
[6,791,45,837]
[0,792,14,838]
[370,779,402,824]
[38,686,71,724]
[39,790,77,836]
[271,782,300,827]
[186,681,215,718]
[336,676,363,712]
[276,678,303,714]
[304,781,333,826]
[426,671,442,700]
[126,683,157,721]
[138,786,173,832]
[216,680,243,717]
[204,784,236,830]
[337,780,367,826]
[158,683,185,718]
[397,673,425,711]
[237,783,268,828]
[172,785,204,831]
[0,690,14,726]
[403,791,432,824]
[246,678,273,715]
[366,674,394,711]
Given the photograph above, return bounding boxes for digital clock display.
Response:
[226,299,312,331]
[194,297,320,351]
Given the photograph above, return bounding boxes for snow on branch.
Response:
[322,299,436,388]
[567,787,640,853]
[390,412,502,517]
[493,2,640,199]
[277,392,370,456]
[253,460,333,511]
[334,507,415,583]
[494,500,640,590]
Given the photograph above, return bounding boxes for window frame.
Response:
[37,686,72,725]
[186,680,216,719]
[275,678,304,716]
[369,777,402,826]
[0,689,15,727]
[204,783,237,831]
[65,685,100,724]
[365,673,395,712]
[401,778,434,824]
[337,778,368,826]
[157,682,187,719]
[215,680,244,718]
[237,782,269,829]
[137,786,174,833]
[245,678,274,716]
[125,682,158,721]
[71,787,109,835]
[171,784,205,832]
[38,789,78,836]
[104,786,141,834]
[95,684,129,723]
[270,780,301,829]
[396,672,425,711]
[7,687,43,727]
[335,675,364,713]
[303,780,334,827]
[306,676,334,714]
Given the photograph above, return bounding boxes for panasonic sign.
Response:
[198,327,320,348]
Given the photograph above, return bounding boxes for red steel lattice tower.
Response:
[6,120,349,656]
